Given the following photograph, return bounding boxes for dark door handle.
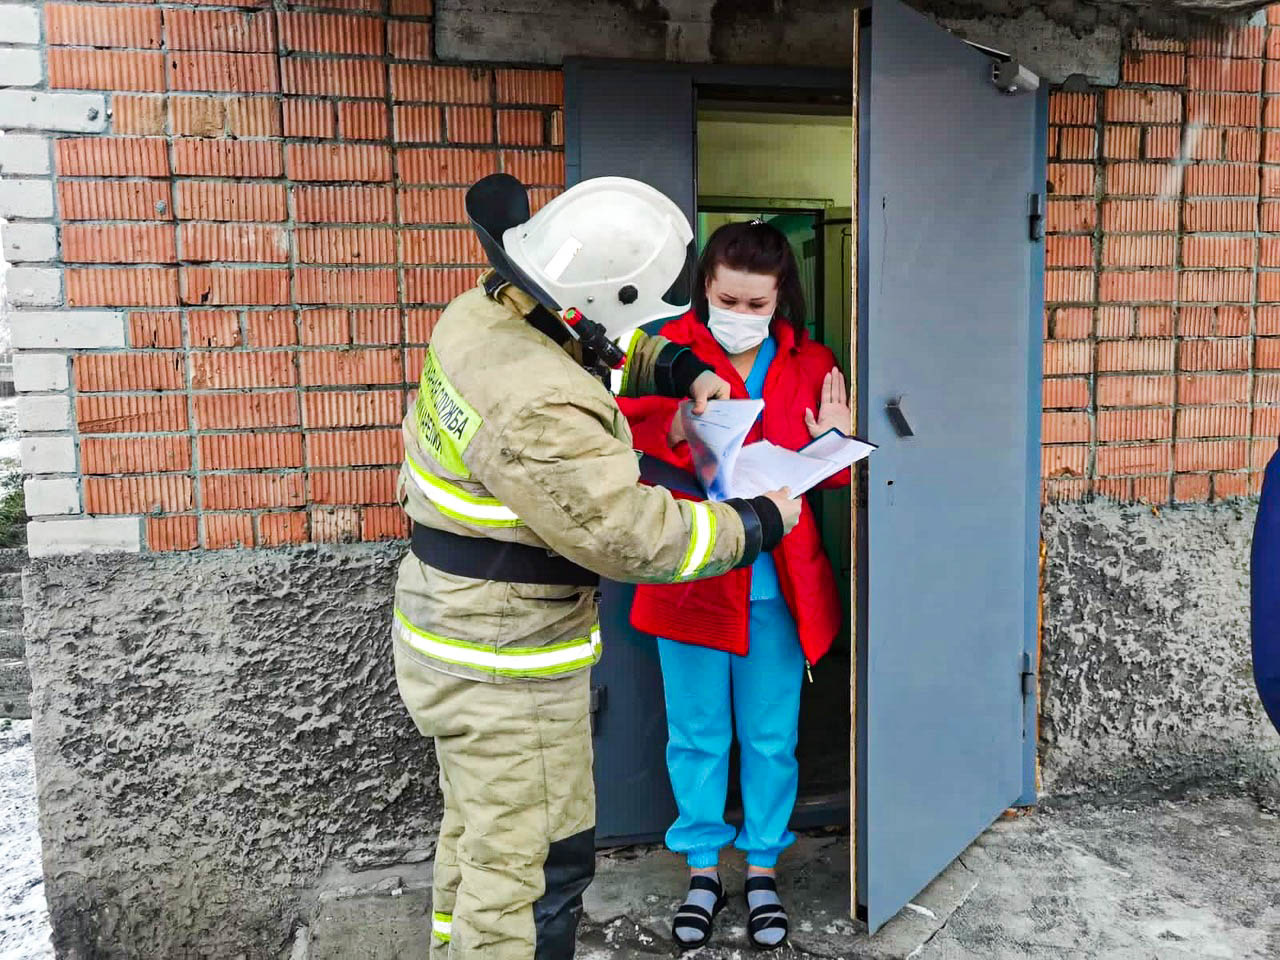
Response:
[886,397,914,438]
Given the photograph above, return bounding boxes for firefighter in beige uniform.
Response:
[393,173,800,959]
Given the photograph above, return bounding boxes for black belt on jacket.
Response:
[411,523,600,587]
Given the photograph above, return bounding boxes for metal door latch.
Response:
[886,397,914,438]
[1020,653,1037,699]
[1029,194,1044,243]
[590,685,607,735]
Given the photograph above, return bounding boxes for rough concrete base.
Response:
[1040,500,1280,800]
[579,795,1280,958]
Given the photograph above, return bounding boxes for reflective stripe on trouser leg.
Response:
[392,638,596,960]
[431,759,463,958]
[533,827,595,960]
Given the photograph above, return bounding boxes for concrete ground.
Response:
[579,793,1280,959]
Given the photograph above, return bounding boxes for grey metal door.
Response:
[565,60,696,842]
[858,0,1042,932]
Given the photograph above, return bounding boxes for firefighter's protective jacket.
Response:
[394,275,758,683]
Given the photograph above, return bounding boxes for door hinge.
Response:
[1020,652,1037,699]
[1028,194,1044,243]
[590,685,607,735]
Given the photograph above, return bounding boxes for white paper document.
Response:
[679,399,876,501]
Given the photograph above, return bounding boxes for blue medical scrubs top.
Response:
[743,337,782,601]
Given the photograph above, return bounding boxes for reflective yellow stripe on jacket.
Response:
[405,456,523,528]
[675,501,719,580]
[395,609,603,678]
[432,912,452,943]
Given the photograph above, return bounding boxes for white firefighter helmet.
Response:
[501,177,694,340]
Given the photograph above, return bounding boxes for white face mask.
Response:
[707,303,772,355]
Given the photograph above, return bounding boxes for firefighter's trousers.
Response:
[393,636,597,960]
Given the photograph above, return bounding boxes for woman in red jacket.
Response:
[618,220,851,951]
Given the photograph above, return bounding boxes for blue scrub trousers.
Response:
[656,597,804,869]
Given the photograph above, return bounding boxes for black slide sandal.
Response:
[672,873,727,951]
[745,874,790,951]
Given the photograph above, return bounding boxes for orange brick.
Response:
[203,474,305,511]
[1137,476,1173,502]
[1050,307,1092,339]
[502,150,563,186]
[1132,32,1188,54]
[147,516,199,552]
[188,311,242,347]
[1102,125,1140,160]
[86,476,194,514]
[1092,477,1134,501]
[168,52,278,93]
[169,96,226,137]
[296,227,395,265]
[1261,338,1280,367]
[362,505,408,541]
[287,143,392,182]
[62,224,176,264]
[1266,95,1280,125]
[550,110,563,147]
[1185,164,1259,196]
[1042,411,1090,444]
[1269,61,1280,93]
[1121,52,1185,85]
[1179,338,1252,370]
[164,8,276,52]
[77,394,188,434]
[400,228,484,264]
[1049,91,1097,125]
[1183,198,1257,231]
[1097,339,1175,372]
[284,99,335,138]
[50,49,165,91]
[1177,305,1250,336]
[1265,167,1280,197]
[1182,234,1256,267]
[46,3,163,47]
[296,268,397,304]
[1177,406,1250,438]
[1187,92,1259,125]
[194,392,300,429]
[1105,88,1181,123]
[68,268,178,307]
[1097,408,1173,442]
[1180,271,1253,303]
[446,106,494,144]
[1042,445,1087,478]
[181,223,289,264]
[57,137,169,177]
[1137,306,1175,337]
[174,139,282,177]
[301,308,351,345]
[1258,306,1280,334]
[399,187,467,224]
[75,352,184,391]
[1044,340,1092,375]
[282,58,385,98]
[1143,125,1183,160]
[1096,443,1172,476]
[259,511,308,546]
[1190,25,1266,58]
[299,348,402,385]
[1173,474,1212,501]
[1225,128,1262,161]
[247,311,298,347]
[1179,372,1250,404]
[1189,57,1262,92]
[311,506,361,543]
[309,468,398,504]
[1100,198,1177,231]
[82,436,190,474]
[181,267,290,306]
[1105,162,1180,196]
[204,514,255,550]
[279,11,384,54]
[394,105,443,143]
[1043,377,1090,409]
[176,182,287,222]
[1046,199,1097,232]
[399,147,499,185]
[339,102,389,140]
[404,268,474,304]
[199,433,303,469]
[1057,127,1097,160]
[190,351,296,389]
[112,95,167,136]
[1097,305,1135,338]
[1174,439,1248,471]
[227,97,282,137]
[496,69,563,105]
[1099,270,1177,302]
[1256,407,1280,436]
[129,312,182,348]
[1101,235,1175,267]
[1045,236,1092,268]
[394,65,492,103]
[1099,375,1176,407]
[389,20,431,60]
[1212,473,1250,499]
[303,391,403,428]
[294,185,394,223]
[306,429,402,467]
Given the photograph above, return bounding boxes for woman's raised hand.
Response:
[803,366,851,438]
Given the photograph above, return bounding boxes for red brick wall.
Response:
[38,0,564,550]
[1044,13,1280,503]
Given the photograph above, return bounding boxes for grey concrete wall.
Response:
[24,545,440,960]
[1040,499,1280,799]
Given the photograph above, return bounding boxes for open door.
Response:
[856,0,1043,932]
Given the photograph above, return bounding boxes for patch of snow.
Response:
[0,720,53,960]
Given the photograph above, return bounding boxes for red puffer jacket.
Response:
[617,310,849,666]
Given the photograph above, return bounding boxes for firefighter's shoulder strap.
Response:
[482,270,573,348]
